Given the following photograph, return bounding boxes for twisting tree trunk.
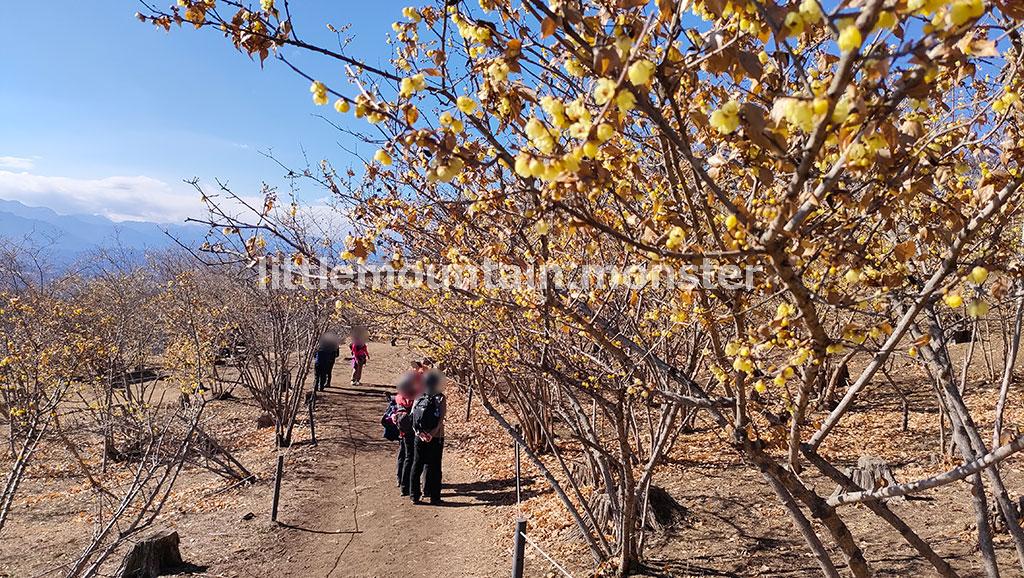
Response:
[746,445,872,578]
[762,469,841,578]
[917,308,1024,572]
[803,447,959,578]
[994,281,1024,448]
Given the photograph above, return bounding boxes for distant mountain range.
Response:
[0,198,208,265]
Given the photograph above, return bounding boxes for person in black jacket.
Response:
[313,332,340,392]
[410,371,446,505]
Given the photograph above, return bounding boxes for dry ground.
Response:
[0,343,510,578]
[6,338,1024,578]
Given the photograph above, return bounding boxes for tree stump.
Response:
[117,530,183,578]
[830,455,903,501]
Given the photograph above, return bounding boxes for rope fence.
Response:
[520,530,575,578]
[510,426,575,578]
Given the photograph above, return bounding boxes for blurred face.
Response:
[425,375,442,392]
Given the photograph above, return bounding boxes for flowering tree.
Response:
[141,0,1024,575]
[0,288,92,533]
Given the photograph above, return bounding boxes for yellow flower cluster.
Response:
[665,226,686,250]
[456,96,477,114]
[710,99,741,134]
[564,58,585,77]
[310,81,328,106]
[994,89,1020,114]
[425,156,465,183]
[399,73,426,98]
[353,94,387,123]
[401,6,421,22]
[525,117,556,153]
[513,149,582,182]
[783,0,822,37]
[487,60,510,83]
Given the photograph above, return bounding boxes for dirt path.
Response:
[253,342,506,578]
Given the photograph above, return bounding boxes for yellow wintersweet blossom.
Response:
[968,299,990,318]
[943,292,964,308]
[832,95,853,123]
[334,99,350,113]
[875,11,897,30]
[399,73,426,98]
[798,0,822,24]
[994,89,1020,114]
[260,0,274,11]
[402,6,421,22]
[488,60,510,82]
[948,0,984,27]
[627,60,656,86]
[564,58,585,77]
[665,226,686,250]
[310,81,329,106]
[907,0,944,14]
[772,97,815,132]
[968,266,989,284]
[525,117,555,153]
[593,78,617,105]
[374,149,393,166]
[784,12,805,37]
[615,90,636,112]
[838,21,863,53]
[709,100,740,134]
[457,96,477,114]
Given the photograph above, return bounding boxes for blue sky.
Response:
[0,1,403,222]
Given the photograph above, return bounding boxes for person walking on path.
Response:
[349,331,369,386]
[393,374,418,495]
[410,371,446,505]
[313,332,340,392]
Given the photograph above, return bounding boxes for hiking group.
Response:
[385,359,447,505]
[313,328,369,391]
[313,330,449,505]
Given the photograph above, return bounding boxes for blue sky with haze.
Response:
[0,1,404,222]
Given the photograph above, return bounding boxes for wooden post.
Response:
[465,383,474,421]
[307,392,317,446]
[514,425,522,507]
[271,452,285,522]
[512,518,527,578]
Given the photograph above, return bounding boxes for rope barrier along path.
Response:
[520,531,575,578]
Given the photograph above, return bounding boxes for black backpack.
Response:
[397,409,414,434]
[412,393,442,433]
[381,397,401,441]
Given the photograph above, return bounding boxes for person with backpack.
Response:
[392,374,418,495]
[410,371,446,505]
[312,332,339,392]
[349,331,369,386]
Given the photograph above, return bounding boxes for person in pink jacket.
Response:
[349,332,369,386]
[393,374,418,495]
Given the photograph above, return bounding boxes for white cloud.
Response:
[0,156,37,171]
[0,170,206,223]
